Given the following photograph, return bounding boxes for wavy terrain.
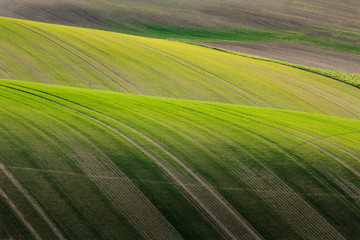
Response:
[1,79,360,239]
[1,17,360,119]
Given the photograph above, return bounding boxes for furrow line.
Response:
[3,83,263,240]
[0,186,42,240]
[0,163,66,240]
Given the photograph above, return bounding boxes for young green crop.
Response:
[1,17,360,119]
[1,79,359,239]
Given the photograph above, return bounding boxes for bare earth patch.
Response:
[194,41,360,74]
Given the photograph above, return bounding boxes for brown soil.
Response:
[1,0,359,36]
[194,40,360,74]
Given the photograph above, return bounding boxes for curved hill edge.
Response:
[1,17,360,119]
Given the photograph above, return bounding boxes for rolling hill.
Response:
[1,79,360,239]
[1,17,360,119]
[2,0,359,78]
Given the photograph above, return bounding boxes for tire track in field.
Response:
[17,20,141,94]
[0,87,183,240]
[0,163,66,240]
[5,19,133,93]
[3,83,264,240]
[118,37,271,107]
[0,186,42,240]
[124,100,346,240]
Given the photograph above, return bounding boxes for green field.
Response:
[1,17,360,119]
[1,11,360,240]
[1,79,360,239]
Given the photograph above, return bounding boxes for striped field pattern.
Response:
[1,17,360,119]
[1,79,359,239]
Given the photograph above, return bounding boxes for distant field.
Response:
[1,0,360,53]
[1,79,360,239]
[1,17,360,119]
[193,40,360,74]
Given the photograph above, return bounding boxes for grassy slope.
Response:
[1,17,360,119]
[0,79,360,239]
